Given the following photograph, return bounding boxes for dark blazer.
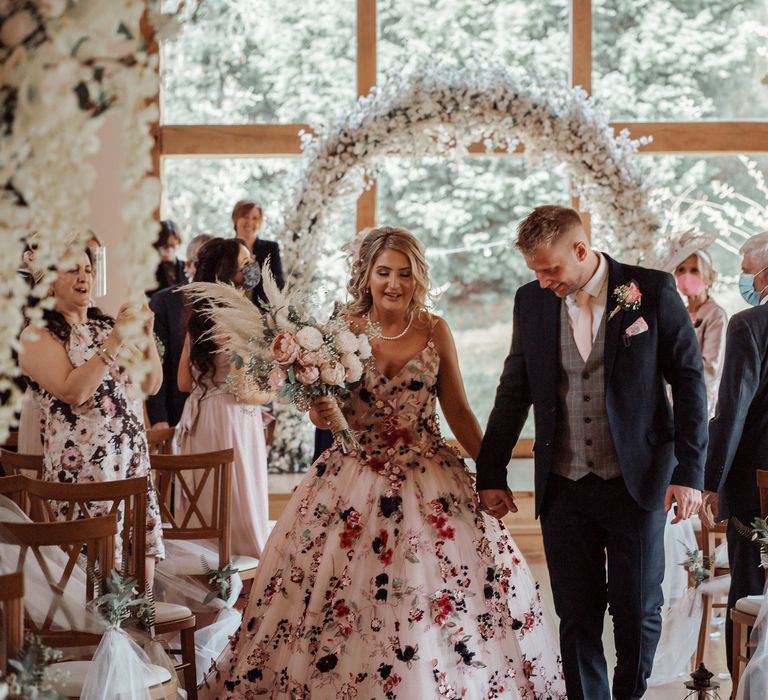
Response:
[146,285,189,427]
[152,259,187,296]
[476,254,708,516]
[251,238,285,306]
[705,303,768,519]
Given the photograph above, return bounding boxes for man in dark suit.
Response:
[702,230,768,674]
[476,205,708,700]
[146,233,212,429]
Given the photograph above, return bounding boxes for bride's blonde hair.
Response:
[346,226,433,318]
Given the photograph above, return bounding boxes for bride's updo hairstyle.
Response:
[346,226,433,318]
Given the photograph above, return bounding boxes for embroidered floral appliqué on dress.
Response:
[224,340,564,699]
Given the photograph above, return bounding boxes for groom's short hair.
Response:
[516,205,583,255]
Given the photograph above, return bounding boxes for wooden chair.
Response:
[730,469,768,693]
[147,427,176,455]
[16,474,199,699]
[0,514,118,647]
[0,571,24,672]
[695,510,730,666]
[24,476,149,587]
[1,429,18,452]
[0,450,43,519]
[150,449,259,581]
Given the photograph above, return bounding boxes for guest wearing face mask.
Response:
[673,245,727,418]
[147,233,213,430]
[702,230,768,675]
[149,220,186,297]
[231,199,283,447]
[175,237,270,558]
[231,199,284,307]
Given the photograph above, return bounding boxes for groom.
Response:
[476,205,708,700]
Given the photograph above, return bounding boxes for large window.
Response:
[159,1,768,461]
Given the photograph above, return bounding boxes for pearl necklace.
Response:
[367,312,413,341]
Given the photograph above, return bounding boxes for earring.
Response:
[365,287,370,295]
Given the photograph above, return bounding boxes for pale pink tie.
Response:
[574,290,593,362]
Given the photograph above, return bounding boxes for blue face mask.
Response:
[739,265,768,306]
[240,262,261,290]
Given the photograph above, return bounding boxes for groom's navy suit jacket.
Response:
[476,254,708,516]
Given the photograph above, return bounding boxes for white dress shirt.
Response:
[564,252,609,341]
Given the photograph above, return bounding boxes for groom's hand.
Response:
[478,489,518,520]
[665,484,702,524]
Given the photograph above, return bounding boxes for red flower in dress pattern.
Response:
[432,592,455,626]
[367,456,386,473]
[427,499,456,540]
[339,508,363,549]
[381,415,411,448]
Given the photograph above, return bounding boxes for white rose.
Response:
[357,334,372,360]
[335,329,358,354]
[319,362,346,387]
[297,326,324,351]
[339,353,357,369]
[344,355,363,383]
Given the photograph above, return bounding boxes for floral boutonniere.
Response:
[608,281,642,320]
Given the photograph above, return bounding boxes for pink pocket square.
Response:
[625,317,648,337]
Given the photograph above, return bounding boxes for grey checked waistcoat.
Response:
[551,301,621,481]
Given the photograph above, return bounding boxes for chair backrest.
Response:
[0,515,117,645]
[0,448,43,478]
[150,449,233,568]
[0,450,43,517]
[146,427,176,455]
[757,469,768,518]
[25,476,149,590]
[1,430,18,452]
[0,571,24,669]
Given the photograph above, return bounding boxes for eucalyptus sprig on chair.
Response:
[680,545,711,588]
[201,556,240,604]
[87,564,153,628]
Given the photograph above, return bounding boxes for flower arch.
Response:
[265,62,661,473]
[275,62,659,289]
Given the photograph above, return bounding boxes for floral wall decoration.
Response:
[0,1,182,439]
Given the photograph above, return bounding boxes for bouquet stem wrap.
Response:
[327,404,360,455]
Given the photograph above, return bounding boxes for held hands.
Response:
[699,490,719,530]
[664,484,703,524]
[478,489,518,521]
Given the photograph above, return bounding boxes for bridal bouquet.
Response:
[184,263,373,454]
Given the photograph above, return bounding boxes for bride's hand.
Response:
[311,396,341,429]
[478,489,518,520]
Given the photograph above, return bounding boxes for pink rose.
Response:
[298,349,324,367]
[625,282,642,304]
[270,331,301,365]
[267,367,288,391]
[320,361,346,387]
[295,365,320,386]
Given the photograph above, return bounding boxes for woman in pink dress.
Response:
[221,227,565,699]
[176,237,270,558]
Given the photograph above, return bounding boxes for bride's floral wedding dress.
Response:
[224,337,565,699]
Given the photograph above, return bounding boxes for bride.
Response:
[222,226,565,699]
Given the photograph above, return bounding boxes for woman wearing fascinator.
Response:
[221,226,565,699]
[667,232,727,418]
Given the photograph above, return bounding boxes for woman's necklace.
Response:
[367,311,413,341]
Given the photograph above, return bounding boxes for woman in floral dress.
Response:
[19,246,165,574]
[222,227,565,699]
